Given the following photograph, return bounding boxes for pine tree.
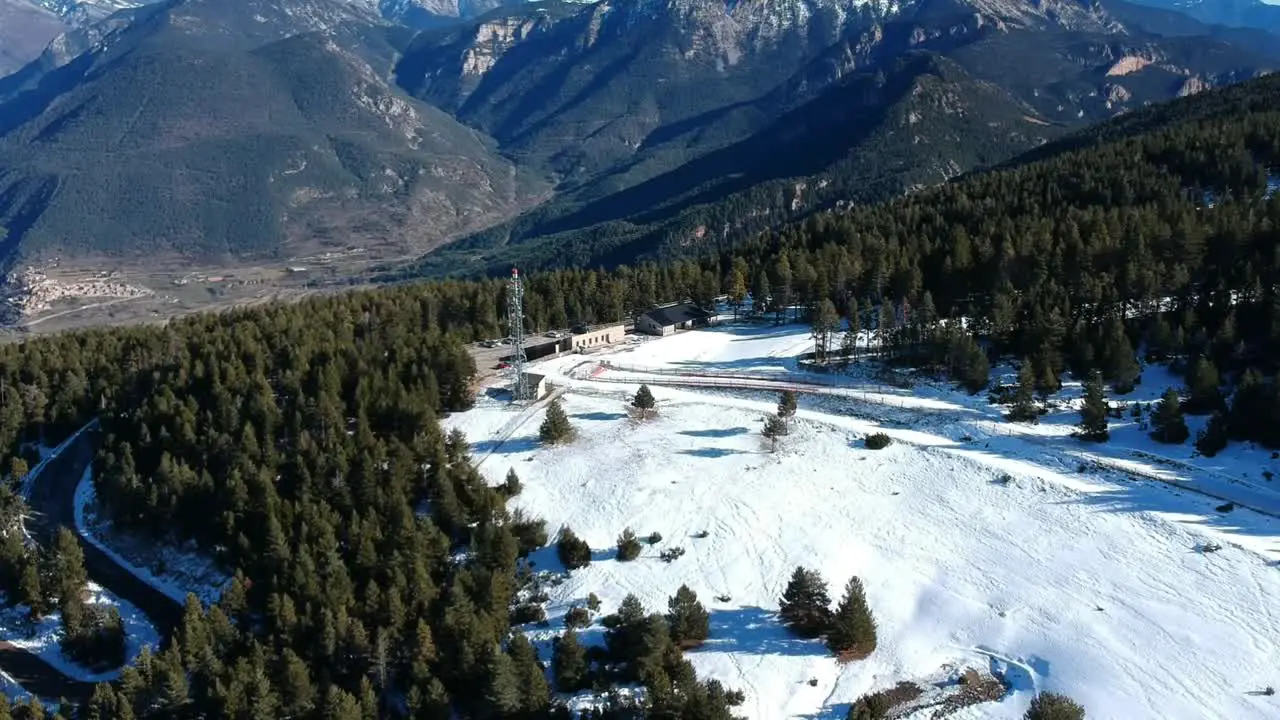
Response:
[1184,357,1223,415]
[962,337,990,394]
[1007,359,1040,423]
[825,577,877,660]
[480,645,522,719]
[778,567,832,638]
[1023,692,1086,720]
[508,633,550,713]
[1077,371,1110,442]
[1150,388,1190,444]
[632,385,657,419]
[502,467,521,496]
[777,391,798,431]
[666,585,710,649]
[1228,368,1266,441]
[1102,317,1140,393]
[1194,412,1229,457]
[539,399,575,445]
[49,526,87,608]
[553,629,588,692]
[556,528,591,570]
[812,300,841,363]
[727,260,748,320]
[616,528,642,562]
[762,414,787,452]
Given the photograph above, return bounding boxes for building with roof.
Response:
[636,302,716,336]
[520,372,548,400]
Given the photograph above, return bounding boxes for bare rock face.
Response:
[1106,55,1153,76]
[1178,75,1209,96]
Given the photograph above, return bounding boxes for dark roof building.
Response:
[637,302,716,336]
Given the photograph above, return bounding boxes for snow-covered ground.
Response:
[75,468,228,606]
[0,583,161,684]
[448,323,1280,720]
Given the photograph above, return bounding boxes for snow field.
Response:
[448,325,1280,720]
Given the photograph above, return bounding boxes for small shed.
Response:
[519,372,548,401]
[636,302,716,336]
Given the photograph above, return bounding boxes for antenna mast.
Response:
[507,267,529,402]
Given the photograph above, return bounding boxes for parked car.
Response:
[495,361,511,369]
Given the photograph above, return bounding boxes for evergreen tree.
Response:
[777,391,798,431]
[1227,369,1266,441]
[812,300,841,363]
[508,633,550,713]
[556,528,592,570]
[539,399,575,445]
[961,337,990,394]
[778,567,832,638]
[825,577,877,660]
[1150,388,1190,444]
[1007,359,1040,423]
[553,629,588,692]
[1024,692,1086,720]
[1077,371,1110,442]
[616,528,642,562]
[480,645,522,719]
[1194,412,1229,457]
[1184,357,1224,415]
[502,467,521,496]
[632,385,657,420]
[762,414,787,452]
[49,526,87,608]
[666,585,710,649]
[1102,317,1140,393]
[727,260,748,320]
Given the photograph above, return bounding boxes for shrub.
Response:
[647,532,663,545]
[847,683,924,720]
[1023,692,1085,720]
[502,467,522,496]
[1194,412,1228,457]
[587,593,602,612]
[692,530,709,539]
[658,546,686,563]
[864,433,892,450]
[510,509,548,557]
[510,603,547,625]
[564,606,591,629]
[616,528,642,562]
[557,528,592,570]
[60,604,126,671]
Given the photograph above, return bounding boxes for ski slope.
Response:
[447,324,1280,719]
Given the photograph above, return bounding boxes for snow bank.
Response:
[451,324,1280,720]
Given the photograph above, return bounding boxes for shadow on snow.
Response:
[696,606,827,658]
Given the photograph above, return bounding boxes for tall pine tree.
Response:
[666,585,710,649]
[778,567,831,638]
[825,576,877,660]
[1150,388,1190,444]
[1077,371,1110,442]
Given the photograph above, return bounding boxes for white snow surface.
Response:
[0,582,161,684]
[75,466,229,606]
[447,324,1280,720]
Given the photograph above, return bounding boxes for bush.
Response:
[864,433,892,450]
[846,682,923,719]
[1194,412,1228,457]
[658,546,685,563]
[616,528,642,562]
[647,532,663,545]
[557,528,592,570]
[587,593,602,612]
[60,604,126,671]
[1023,692,1085,720]
[510,603,547,625]
[510,509,548,557]
[564,606,591,629]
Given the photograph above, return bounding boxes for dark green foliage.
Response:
[1078,372,1110,442]
[847,683,924,720]
[647,533,663,546]
[509,509,548,557]
[632,385,657,419]
[509,603,547,626]
[1184,357,1224,415]
[779,567,832,639]
[863,433,892,450]
[553,629,588,692]
[507,633,550,714]
[1151,388,1191,444]
[1195,413,1230,457]
[1006,360,1040,423]
[812,300,841,363]
[540,399,576,445]
[1024,692,1086,720]
[826,576,877,660]
[778,392,798,427]
[564,607,591,629]
[502,468,522,496]
[666,585,710,649]
[616,528,642,562]
[60,604,127,671]
[762,414,787,452]
[557,528,592,570]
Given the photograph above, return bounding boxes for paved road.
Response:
[0,424,184,703]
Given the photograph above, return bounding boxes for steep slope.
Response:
[0,0,544,268]
[0,0,66,77]
[392,0,1277,277]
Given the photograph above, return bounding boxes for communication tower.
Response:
[507,267,530,402]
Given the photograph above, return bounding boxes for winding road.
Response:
[2,423,183,703]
